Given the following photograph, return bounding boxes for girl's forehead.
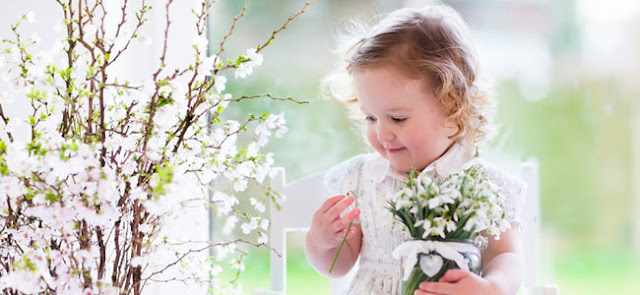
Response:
[354,67,435,108]
[354,66,434,92]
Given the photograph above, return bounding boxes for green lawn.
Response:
[554,247,640,295]
[221,232,330,295]
[239,247,330,295]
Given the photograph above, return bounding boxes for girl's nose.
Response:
[376,123,395,142]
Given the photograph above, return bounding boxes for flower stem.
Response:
[402,267,427,295]
[329,191,357,273]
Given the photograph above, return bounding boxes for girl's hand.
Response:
[308,194,360,251]
[414,269,498,295]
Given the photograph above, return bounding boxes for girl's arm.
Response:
[305,194,362,278]
[481,225,524,295]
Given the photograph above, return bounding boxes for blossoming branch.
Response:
[0,0,320,294]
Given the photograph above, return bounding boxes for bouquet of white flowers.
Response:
[388,164,511,295]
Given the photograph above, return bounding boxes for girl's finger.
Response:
[319,195,346,214]
[333,226,359,243]
[325,196,354,219]
[418,282,453,295]
[413,290,439,295]
[332,208,360,231]
[438,268,468,283]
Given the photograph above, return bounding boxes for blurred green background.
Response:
[209,0,640,294]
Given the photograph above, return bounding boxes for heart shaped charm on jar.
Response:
[418,253,443,278]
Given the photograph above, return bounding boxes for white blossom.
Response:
[240,216,260,234]
[192,35,209,52]
[214,75,227,93]
[223,215,238,234]
[130,255,148,268]
[249,197,265,212]
[200,55,217,77]
[25,11,37,23]
[0,270,46,293]
[259,218,269,230]
[29,33,42,44]
[234,48,263,79]
[214,244,236,262]
[139,224,153,235]
[211,191,238,216]
[257,232,268,244]
[0,175,26,200]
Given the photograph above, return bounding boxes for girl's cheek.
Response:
[366,128,379,147]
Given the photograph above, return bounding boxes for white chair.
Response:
[253,168,356,295]
[520,163,559,295]
[255,163,558,295]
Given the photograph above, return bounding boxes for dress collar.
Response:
[368,141,476,183]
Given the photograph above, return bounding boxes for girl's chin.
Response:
[378,150,426,172]
[388,161,428,174]
[388,162,411,174]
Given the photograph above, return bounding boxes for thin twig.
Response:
[228,94,308,104]
[214,0,251,63]
[0,104,14,142]
[153,0,175,80]
[255,0,322,53]
[107,0,149,67]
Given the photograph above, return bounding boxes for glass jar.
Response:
[399,239,482,295]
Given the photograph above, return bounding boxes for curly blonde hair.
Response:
[323,4,496,145]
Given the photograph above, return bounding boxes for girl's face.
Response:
[353,65,457,173]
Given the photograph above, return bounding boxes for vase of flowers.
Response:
[389,164,511,295]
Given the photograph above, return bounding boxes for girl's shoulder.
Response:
[463,157,527,224]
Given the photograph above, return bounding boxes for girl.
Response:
[305,4,525,295]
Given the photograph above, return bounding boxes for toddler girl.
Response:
[305,4,525,295]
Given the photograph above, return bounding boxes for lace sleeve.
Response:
[495,171,526,228]
[322,154,366,197]
[470,159,527,228]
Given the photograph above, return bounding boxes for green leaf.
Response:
[0,164,8,176]
[157,95,173,108]
[45,192,61,203]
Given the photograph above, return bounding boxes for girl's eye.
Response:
[365,116,377,122]
[392,117,407,123]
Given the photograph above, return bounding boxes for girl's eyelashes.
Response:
[364,115,407,123]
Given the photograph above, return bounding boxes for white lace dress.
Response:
[322,142,526,295]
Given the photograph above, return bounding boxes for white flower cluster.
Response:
[389,164,511,245]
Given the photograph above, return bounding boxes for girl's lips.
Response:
[387,147,405,154]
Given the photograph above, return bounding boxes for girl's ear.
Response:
[439,115,458,129]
